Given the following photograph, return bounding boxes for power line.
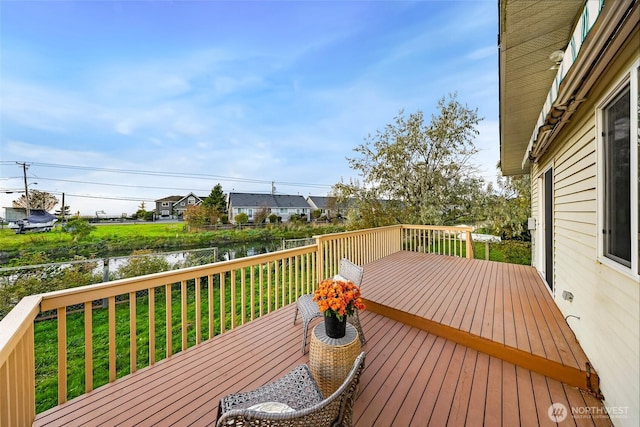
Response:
[60,193,157,203]
[2,188,156,203]
[0,161,333,189]
[27,176,214,193]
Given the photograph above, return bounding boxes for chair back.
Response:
[216,352,366,426]
[339,258,364,287]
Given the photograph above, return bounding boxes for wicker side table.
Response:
[309,323,361,397]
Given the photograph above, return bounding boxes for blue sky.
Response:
[0,0,499,217]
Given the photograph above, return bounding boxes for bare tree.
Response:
[12,190,59,211]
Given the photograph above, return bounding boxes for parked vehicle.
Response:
[8,210,58,234]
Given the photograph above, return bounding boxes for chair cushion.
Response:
[247,401,295,413]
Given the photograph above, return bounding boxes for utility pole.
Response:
[18,162,31,217]
[61,192,66,222]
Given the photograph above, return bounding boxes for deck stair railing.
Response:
[0,224,472,427]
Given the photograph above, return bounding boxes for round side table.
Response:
[309,323,361,397]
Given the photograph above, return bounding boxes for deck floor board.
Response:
[33,251,610,427]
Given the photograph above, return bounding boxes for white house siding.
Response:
[530,37,639,426]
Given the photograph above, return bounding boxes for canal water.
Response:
[0,239,307,284]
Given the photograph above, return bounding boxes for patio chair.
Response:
[293,258,366,353]
[216,352,366,427]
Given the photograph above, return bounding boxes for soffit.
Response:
[499,0,584,176]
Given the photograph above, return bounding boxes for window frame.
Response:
[596,60,640,277]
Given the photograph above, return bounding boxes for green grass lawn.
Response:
[33,265,298,413]
[474,240,531,264]
[35,286,210,412]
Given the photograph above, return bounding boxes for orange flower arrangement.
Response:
[313,278,365,321]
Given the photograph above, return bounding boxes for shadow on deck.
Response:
[34,252,611,426]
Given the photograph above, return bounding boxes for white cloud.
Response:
[1,1,501,214]
[467,46,496,61]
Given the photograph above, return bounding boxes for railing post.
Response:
[465,230,474,259]
[0,295,41,427]
[101,258,110,308]
[316,237,324,284]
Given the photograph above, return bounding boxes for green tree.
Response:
[202,184,227,213]
[63,218,96,241]
[183,205,207,228]
[335,93,483,228]
[133,209,147,220]
[116,250,171,279]
[235,212,249,227]
[183,205,221,228]
[485,169,531,240]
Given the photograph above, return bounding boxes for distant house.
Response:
[306,196,333,219]
[155,196,182,218]
[499,0,638,423]
[154,193,204,218]
[228,193,310,223]
[3,207,30,222]
[306,195,351,220]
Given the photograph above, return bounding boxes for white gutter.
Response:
[521,0,605,169]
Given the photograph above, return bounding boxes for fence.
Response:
[0,224,472,426]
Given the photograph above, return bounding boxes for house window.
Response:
[600,62,639,275]
[603,85,631,267]
[161,202,170,207]
[280,208,288,214]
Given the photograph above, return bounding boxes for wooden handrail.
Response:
[0,295,41,427]
[0,224,472,426]
[38,245,316,311]
[400,224,474,259]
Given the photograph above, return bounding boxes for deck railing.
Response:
[0,224,472,427]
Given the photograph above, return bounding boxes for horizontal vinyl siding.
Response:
[532,34,639,425]
[555,219,595,249]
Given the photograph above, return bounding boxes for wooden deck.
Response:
[33,252,611,426]
[362,251,597,392]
